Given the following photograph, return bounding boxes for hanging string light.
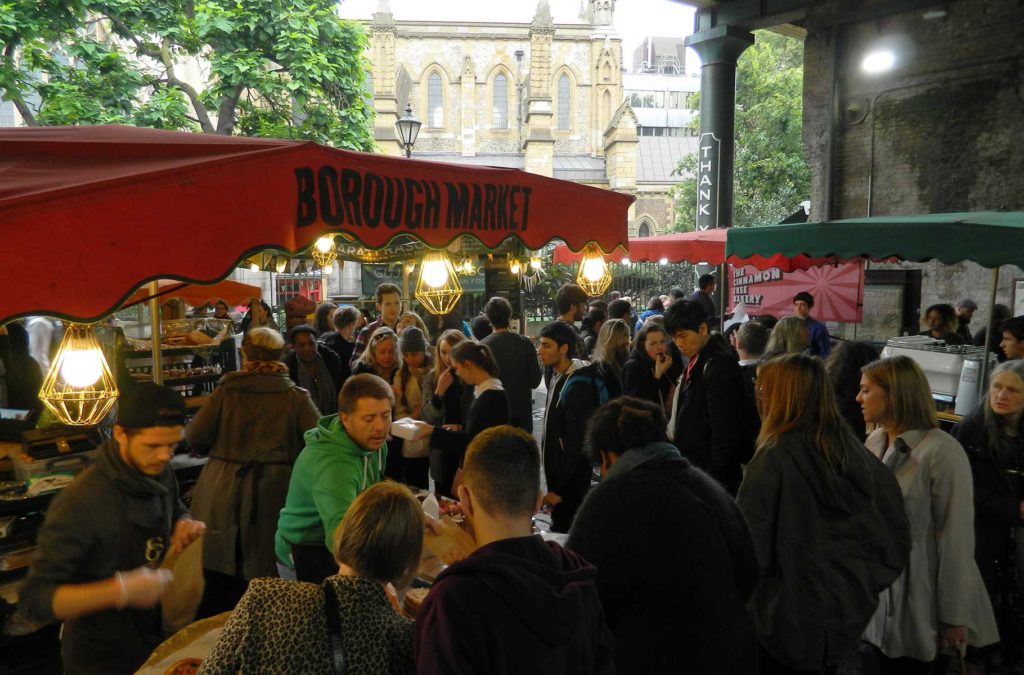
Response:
[576,243,612,296]
[39,324,119,426]
[311,235,337,267]
[415,251,463,315]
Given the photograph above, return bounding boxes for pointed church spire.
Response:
[532,0,554,30]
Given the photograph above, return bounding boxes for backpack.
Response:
[558,363,611,408]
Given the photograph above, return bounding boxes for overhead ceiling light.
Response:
[40,324,119,426]
[861,49,896,74]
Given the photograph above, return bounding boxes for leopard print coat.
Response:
[197,575,414,675]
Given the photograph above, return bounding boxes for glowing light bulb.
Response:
[315,236,334,252]
[250,263,260,272]
[862,49,896,74]
[659,257,669,265]
[510,262,522,275]
[581,256,607,283]
[621,257,631,266]
[60,348,104,388]
[322,264,333,275]
[530,258,542,271]
[421,259,449,288]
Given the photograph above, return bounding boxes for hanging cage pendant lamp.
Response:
[415,251,463,315]
[311,235,337,268]
[39,323,120,426]
[576,243,612,296]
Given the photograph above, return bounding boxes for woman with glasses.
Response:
[737,354,909,674]
[858,356,997,672]
[953,359,1024,671]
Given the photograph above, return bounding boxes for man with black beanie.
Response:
[20,383,205,675]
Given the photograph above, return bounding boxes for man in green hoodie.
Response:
[275,373,394,582]
[19,383,206,675]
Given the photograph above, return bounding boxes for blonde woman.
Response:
[397,311,431,344]
[199,482,422,675]
[352,327,399,383]
[858,356,998,670]
[737,354,909,673]
[763,316,809,357]
[591,318,631,399]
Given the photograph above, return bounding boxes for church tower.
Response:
[369,0,401,156]
[588,0,622,156]
[524,0,555,177]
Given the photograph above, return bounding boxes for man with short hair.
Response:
[481,297,541,432]
[350,282,403,367]
[668,287,687,305]
[664,301,758,495]
[320,306,361,379]
[537,321,601,532]
[20,384,206,675]
[285,325,342,415]
[793,291,831,358]
[955,299,978,343]
[554,283,589,358]
[635,295,665,333]
[1000,316,1024,360]
[736,321,769,402]
[275,374,393,583]
[415,426,615,675]
[690,274,718,325]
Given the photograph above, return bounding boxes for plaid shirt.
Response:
[349,318,399,368]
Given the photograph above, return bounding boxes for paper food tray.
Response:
[390,418,423,440]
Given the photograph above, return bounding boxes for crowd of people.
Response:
[10,278,1024,675]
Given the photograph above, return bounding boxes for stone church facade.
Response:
[364,0,675,239]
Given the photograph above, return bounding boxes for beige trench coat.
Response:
[862,428,998,661]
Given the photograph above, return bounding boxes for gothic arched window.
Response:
[493,73,508,129]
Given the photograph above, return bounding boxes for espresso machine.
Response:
[881,336,997,415]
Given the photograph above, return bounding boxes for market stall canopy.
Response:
[0,125,632,323]
[553,229,826,271]
[120,279,262,309]
[725,211,1024,267]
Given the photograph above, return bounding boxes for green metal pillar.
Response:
[685,25,753,327]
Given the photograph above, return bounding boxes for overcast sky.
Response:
[338,0,700,71]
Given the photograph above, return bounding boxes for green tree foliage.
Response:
[672,30,809,230]
[0,0,374,148]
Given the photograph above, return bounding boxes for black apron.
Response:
[61,491,170,675]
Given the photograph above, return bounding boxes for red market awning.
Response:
[120,279,262,309]
[0,125,632,323]
[552,229,825,271]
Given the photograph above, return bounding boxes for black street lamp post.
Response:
[395,102,422,158]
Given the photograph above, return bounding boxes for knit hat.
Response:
[398,326,427,353]
[117,382,187,429]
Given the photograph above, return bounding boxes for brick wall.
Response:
[803,0,1024,327]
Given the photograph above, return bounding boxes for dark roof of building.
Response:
[415,152,607,183]
[636,136,698,183]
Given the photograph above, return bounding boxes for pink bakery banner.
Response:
[727,261,865,323]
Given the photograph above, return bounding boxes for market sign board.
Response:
[727,261,865,323]
[695,132,721,231]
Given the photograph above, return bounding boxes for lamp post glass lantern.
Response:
[396,103,422,158]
